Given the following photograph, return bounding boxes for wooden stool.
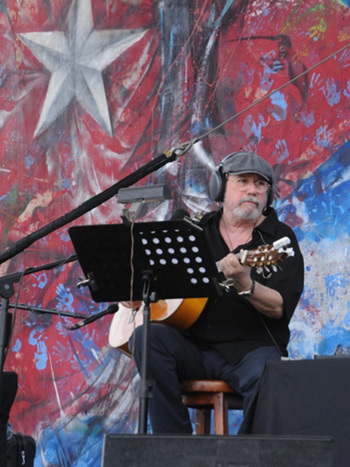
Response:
[181,380,243,435]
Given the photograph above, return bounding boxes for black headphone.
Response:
[209,152,275,206]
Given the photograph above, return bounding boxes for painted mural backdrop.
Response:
[0,0,350,464]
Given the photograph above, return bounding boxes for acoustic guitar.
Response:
[109,237,294,355]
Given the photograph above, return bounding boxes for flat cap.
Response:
[222,151,274,182]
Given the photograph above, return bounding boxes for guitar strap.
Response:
[257,312,285,356]
[194,208,285,356]
[254,229,285,355]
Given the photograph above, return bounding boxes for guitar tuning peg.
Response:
[256,267,263,274]
[262,267,273,279]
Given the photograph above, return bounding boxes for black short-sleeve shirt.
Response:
[188,207,304,365]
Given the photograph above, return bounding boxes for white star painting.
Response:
[18,0,147,137]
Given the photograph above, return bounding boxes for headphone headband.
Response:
[209,152,275,205]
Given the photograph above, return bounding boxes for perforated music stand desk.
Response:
[69,219,222,434]
[68,219,221,302]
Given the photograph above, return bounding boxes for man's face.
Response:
[223,172,269,221]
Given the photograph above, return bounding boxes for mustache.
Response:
[238,195,260,206]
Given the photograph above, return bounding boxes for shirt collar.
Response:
[255,207,279,236]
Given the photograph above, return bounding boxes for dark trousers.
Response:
[130,323,280,434]
[0,371,18,467]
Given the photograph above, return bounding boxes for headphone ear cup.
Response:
[266,184,274,206]
[209,168,225,202]
[267,190,272,207]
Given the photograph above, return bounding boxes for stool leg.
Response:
[196,408,211,434]
[213,393,229,435]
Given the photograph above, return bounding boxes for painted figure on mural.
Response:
[128,151,304,433]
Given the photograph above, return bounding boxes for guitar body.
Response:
[108,236,294,355]
[109,297,208,355]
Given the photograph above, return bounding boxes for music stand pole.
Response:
[138,270,158,434]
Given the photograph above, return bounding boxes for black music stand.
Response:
[69,219,222,434]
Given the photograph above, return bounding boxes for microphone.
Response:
[68,303,119,330]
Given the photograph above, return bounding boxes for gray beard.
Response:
[233,206,261,221]
[233,195,263,221]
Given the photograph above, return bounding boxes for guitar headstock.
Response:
[238,236,294,275]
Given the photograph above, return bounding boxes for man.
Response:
[130,151,304,434]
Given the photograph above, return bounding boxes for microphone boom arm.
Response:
[0,149,179,266]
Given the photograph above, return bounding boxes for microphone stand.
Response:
[0,149,180,266]
[7,303,87,319]
[0,255,91,406]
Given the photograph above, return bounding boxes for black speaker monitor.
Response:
[102,434,335,467]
